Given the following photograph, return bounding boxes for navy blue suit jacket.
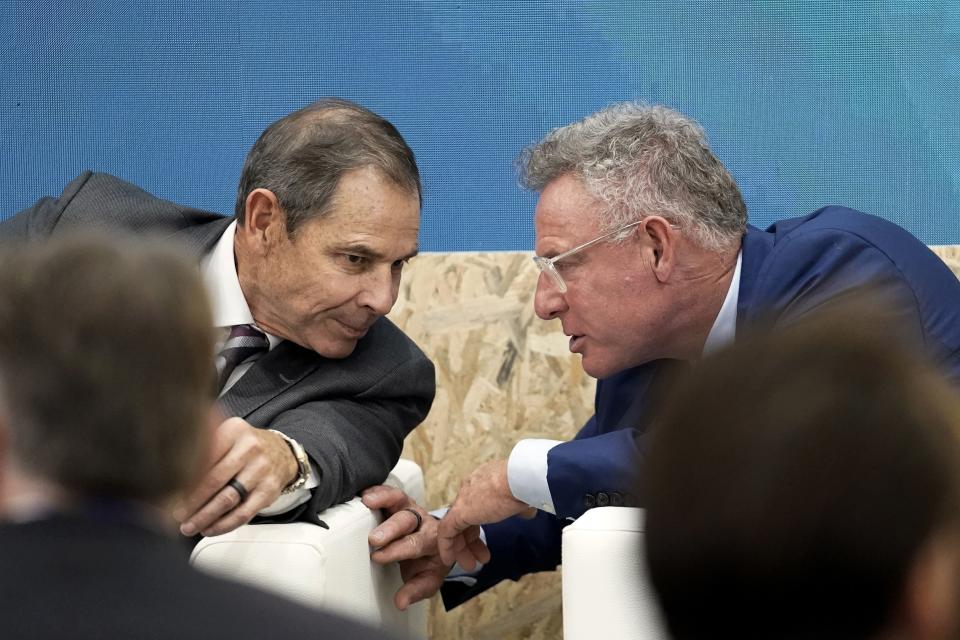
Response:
[443,206,960,607]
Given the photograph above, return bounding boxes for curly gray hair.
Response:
[518,103,747,251]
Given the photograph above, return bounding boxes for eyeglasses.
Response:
[532,219,646,293]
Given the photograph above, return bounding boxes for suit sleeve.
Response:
[438,418,618,608]
[544,360,678,520]
[262,351,435,521]
[441,510,567,609]
[440,362,675,606]
[440,418,643,609]
[545,421,649,519]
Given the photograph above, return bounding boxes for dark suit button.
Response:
[610,492,624,507]
[583,493,596,509]
[597,492,610,507]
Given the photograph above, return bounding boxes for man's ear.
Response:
[237,189,284,253]
[643,216,677,283]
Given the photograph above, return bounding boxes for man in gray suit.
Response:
[1,98,436,537]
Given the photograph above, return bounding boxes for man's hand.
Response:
[437,459,536,570]
[362,485,452,610]
[173,417,298,537]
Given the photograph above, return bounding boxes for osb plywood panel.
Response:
[388,247,960,639]
[932,245,960,277]
[388,251,595,640]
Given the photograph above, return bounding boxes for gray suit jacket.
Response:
[1,171,436,522]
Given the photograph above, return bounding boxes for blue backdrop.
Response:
[2,1,959,250]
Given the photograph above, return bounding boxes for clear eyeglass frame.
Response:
[532,218,669,293]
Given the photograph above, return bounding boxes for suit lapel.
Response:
[218,340,324,419]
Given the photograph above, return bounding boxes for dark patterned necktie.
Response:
[215,324,270,392]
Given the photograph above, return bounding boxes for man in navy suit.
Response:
[363,102,960,609]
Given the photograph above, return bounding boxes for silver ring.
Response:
[402,507,422,532]
[227,478,249,503]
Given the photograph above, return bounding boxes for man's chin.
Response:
[313,339,359,359]
[579,353,626,380]
[290,333,359,359]
[579,357,607,379]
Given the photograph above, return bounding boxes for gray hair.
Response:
[518,103,747,251]
[235,98,421,235]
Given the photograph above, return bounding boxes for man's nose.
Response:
[360,268,398,316]
[534,273,568,320]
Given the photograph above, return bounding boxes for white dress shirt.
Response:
[200,221,318,516]
[507,251,744,515]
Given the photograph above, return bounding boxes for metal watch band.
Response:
[269,429,310,494]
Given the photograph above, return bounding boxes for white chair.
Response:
[561,507,668,640]
[190,459,427,638]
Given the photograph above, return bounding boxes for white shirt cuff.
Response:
[507,438,563,515]
[258,461,320,517]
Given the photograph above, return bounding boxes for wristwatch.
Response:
[269,429,311,494]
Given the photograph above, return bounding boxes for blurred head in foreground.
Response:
[644,308,960,640]
[0,233,214,514]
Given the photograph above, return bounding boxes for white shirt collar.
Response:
[701,250,742,356]
[200,221,281,349]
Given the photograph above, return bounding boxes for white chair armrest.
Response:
[562,507,667,640]
[190,459,427,638]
